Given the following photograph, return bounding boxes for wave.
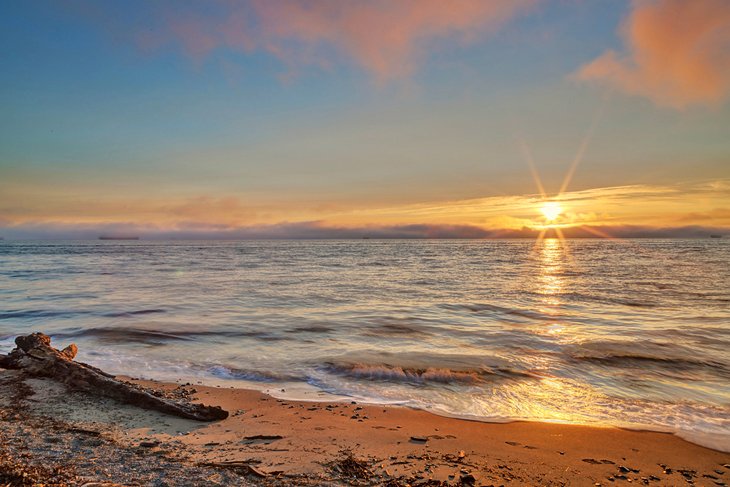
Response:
[319,351,538,385]
[361,322,431,337]
[567,340,729,377]
[0,309,83,320]
[520,290,659,309]
[439,302,550,321]
[284,324,334,334]
[0,308,166,321]
[207,365,303,383]
[103,309,167,318]
[322,364,491,384]
[52,325,293,345]
[606,298,656,308]
[52,327,208,344]
[644,326,730,346]
[356,261,391,267]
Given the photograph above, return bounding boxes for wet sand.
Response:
[1,369,728,486]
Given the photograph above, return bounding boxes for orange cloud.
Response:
[675,207,730,224]
[145,0,536,82]
[575,0,730,109]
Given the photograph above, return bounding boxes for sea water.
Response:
[1,239,728,450]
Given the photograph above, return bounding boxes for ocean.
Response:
[1,239,728,450]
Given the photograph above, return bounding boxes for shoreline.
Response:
[116,372,730,454]
[2,369,728,486]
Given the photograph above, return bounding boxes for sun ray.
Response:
[554,227,576,266]
[576,225,645,252]
[558,89,612,196]
[576,224,619,240]
[529,228,548,258]
[519,139,547,199]
[516,89,615,267]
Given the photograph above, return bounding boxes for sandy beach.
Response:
[2,368,728,486]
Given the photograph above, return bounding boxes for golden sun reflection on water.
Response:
[509,238,609,424]
[528,237,577,342]
[494,376,606,424]
[537,238,564,313]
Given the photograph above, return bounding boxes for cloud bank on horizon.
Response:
[2,181,729,239]
[2,221,727,240]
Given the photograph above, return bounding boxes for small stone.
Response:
[460,473,476,485]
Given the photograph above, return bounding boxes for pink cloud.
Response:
[574,0,730,109]
[147,0,536,81]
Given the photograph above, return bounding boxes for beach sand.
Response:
[1,369,728,486]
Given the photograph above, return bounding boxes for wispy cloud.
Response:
[674,207,730,224]
[574,0,730,109]
[134,0,536,82]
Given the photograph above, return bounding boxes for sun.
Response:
[540,201,562,222]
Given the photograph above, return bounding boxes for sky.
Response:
[1,0,729,239]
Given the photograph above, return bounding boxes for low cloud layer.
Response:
[2,180,728,239]
[1,221,727,240]
[575,0,730,109]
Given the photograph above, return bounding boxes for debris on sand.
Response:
[1,332,227,421]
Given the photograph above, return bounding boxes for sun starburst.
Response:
[540,201,562,222]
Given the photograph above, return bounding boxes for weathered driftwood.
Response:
[0,333,228,421]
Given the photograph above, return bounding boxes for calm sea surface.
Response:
[1,239,728,449]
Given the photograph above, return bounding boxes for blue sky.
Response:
[1,0,729,238]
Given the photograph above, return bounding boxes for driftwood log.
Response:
[0,333,228,421]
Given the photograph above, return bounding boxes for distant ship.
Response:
[98,235,139,240]
[710,234,722,239]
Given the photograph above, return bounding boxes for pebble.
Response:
[460,473,476,485]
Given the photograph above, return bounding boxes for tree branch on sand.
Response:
[0,332,228,421]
